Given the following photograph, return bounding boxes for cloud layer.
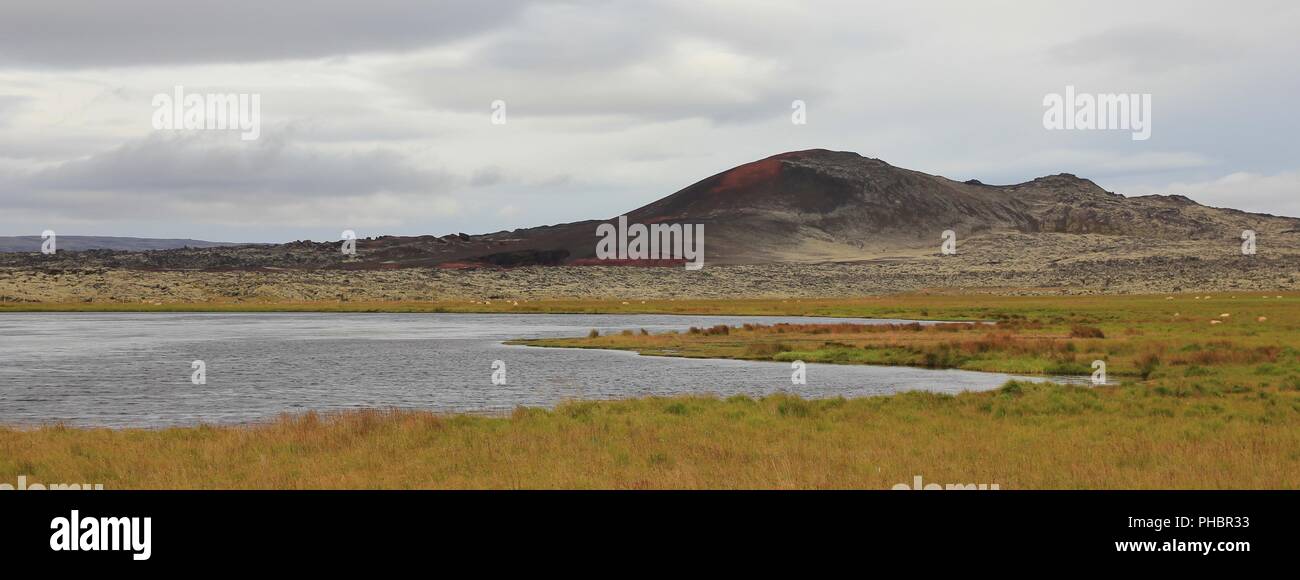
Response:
[0,0,1296,242]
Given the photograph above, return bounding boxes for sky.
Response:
[0,0,1297,242]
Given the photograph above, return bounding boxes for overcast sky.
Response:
[1,0,1297,242]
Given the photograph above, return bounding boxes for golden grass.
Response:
[515,293,1300,380]
[3,382,1297,489]
[3,292,1298,489]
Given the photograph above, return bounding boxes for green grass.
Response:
[3,382,1296,489]
[514,294,1300,385]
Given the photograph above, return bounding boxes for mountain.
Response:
[611,149,1299,263]
[4,149,1296,269]
[354,148,1297,266]
[0,236,250,253]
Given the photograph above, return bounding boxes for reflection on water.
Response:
[0,312,1070,427]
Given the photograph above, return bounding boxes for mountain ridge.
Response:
[3,149,1296,269]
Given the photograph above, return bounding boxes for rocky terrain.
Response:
[2,232,1295,303]
[2,149,1297,302]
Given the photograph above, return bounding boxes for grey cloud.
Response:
[469,166,506,187]
[374,2,884,125]
[473,3,661,72]
[0,132,465,229]
[384,44,830,124]
[0,0,534,67]
[0,0,1297,239]
[0,94,27,126]
[21,133,451,198]
[1049,27,1241,74]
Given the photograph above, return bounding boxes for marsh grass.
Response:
[3,382,1297,489]
[515,294,1300,381]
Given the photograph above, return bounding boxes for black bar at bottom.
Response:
[1,491,1286,570]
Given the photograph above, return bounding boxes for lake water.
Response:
[0,313,1068,428]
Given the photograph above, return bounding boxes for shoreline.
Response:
[1,291,1294,314]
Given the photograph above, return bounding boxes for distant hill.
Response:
[341,149,1300,266]
[3,149,1297,269]
[0,236,249,253]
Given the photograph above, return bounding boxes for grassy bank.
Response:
[515,293,1300,380]
[3,382,1297,489]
